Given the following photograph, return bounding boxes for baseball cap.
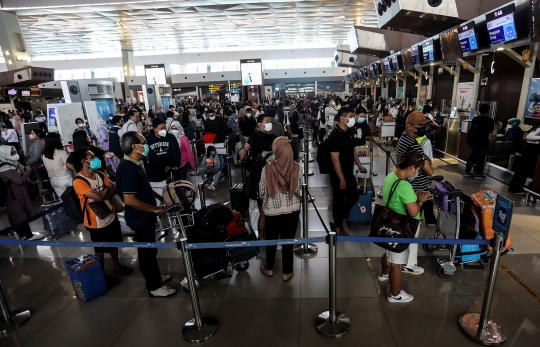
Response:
[406,111,430,125]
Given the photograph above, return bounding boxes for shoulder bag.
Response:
[368,179,419,253]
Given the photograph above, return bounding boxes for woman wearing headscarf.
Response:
[169,120,195,180]
[95,118,118,171]
[504,118,524,144]
[0,145,44,240]
[258,137,303,281]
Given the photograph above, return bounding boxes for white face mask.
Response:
[158,129,167,137]
[407,170,419,181]
[78,123,85,128]
[11,154,20,161]
[264,123,273,132]
[209,116,215,121]
[247,113,252,117]
[171,130,180,136]
[346,118,355,128]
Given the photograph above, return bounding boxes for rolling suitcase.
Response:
[347,187,373,224]
[41,201,76,239]
[227,225,260,265]
[230,165,249,216]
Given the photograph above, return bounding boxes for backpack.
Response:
[61,172,104,224]
[316,134,332,174]
[0,163,14,203]
[162,180,197,212]
[246,152,273,200]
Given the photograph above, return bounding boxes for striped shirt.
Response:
[395,134,430,191]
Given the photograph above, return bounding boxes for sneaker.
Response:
[27,233,45,241]
[463,172,474,177]
[207,183,216,191]
[388,290,414,303]
[402,264,424,275]
[377,272,389,282]
[475,175,486,180]
[149,286,177,297]
[161,275,172,283]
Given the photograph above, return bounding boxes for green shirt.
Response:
[382,172,421,221]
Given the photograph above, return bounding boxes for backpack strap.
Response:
[74,171,105,227]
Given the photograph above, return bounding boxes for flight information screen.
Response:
[458,22,479,52]
[410,45,420,66]
[422,40,435,64]
[486,4,517,45]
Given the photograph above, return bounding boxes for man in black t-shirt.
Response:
[239,114,276,169]
[328,107,366,236]
[352,106,372,146]
[464,103,495,180]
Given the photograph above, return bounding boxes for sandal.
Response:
[282,272,294,282]
[114,265,133,275]
[260,265,273,277]
[336,228,349,236]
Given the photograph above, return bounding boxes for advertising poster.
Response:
[457,82,474,111]
[94,99,115,120]
[525,78,540,118]
[397,87,403,99]
[240,59,263,86]
[493,195,513,239]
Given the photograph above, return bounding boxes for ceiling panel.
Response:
[11,0,378,57]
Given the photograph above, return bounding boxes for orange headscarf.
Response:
[264,137,300,199]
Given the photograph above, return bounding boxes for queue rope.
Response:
[0,203,62,237]
[372,140,397,167]
[201,144,244,185]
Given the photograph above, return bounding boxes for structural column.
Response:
[121,50,136,103]
[0,11,32,70]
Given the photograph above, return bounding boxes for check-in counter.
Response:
[433,115,468,158]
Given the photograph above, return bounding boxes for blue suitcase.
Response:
[347,187,372,224]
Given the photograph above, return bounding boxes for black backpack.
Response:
[246,152,273,200]
[316,135,332,174]
[61,172,104,224]
[467,120,480,146]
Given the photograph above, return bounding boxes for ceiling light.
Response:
[496,47,505,51]
[4,51,9,56]
[7,60,13,65]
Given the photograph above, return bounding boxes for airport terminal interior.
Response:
[1,0,540,346]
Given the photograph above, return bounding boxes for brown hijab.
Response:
[264,137,300,199]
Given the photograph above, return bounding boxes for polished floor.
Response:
[1,140,540,347]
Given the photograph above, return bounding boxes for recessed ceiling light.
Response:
[496,47,505,51]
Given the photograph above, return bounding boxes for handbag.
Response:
[369,179,419,253]
[88,201,113,220]
[109,196,125,213]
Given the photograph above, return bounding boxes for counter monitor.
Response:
[422,39,435,64]
[410,45,421,66]
[458,22,479,52]
[391,53,404,71]
[486,4,517,45]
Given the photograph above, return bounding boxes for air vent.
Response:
[88,84,113,96]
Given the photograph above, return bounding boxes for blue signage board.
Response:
[493,195,513,239]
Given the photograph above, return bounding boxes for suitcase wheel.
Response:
[233,261,250,272]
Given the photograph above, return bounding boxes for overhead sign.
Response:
[240,58,263,86]
[144,63,166,85]
[493,195,513,239]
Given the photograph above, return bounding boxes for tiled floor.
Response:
[1,141,540,347]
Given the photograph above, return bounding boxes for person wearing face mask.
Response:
[0,120,20,151]
[71,148,131,288]
[239,114,276,170]
[168,120,195,180]
[325,99,338,131]
[122,110,142,135]
[42,133,76,197]
[199,146,222,190]
[203,109,227,135]
[238,108,257,143]
[327,107,367,236]
[0,145,45,240]
[109,115,125,159]
[71,130,114,174]
[352,106,372,146]
[144,118,180,183]
[394,111,435,275]
[74,117,96,140]
[377,150,432,303]
[25,129,46,168]
[265,109,285,138]
[116,132,175,297]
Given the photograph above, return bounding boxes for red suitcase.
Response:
[225,211,247,241]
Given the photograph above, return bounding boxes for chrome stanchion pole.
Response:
[385,150,390,176]
[459,233,507,346]
[315,232,350,338]
[294,184,318,258]
[178,238,218,342]
[198,183,206,209]
[190,140,200,176]
[0,276,30,334]
[302,136,314,176]
[303,151,314,202]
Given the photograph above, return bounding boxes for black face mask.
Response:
[415,126,427,137]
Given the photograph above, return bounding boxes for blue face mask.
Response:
[88,158,101,170]
[141,144,150,156]
[357,118,365,123]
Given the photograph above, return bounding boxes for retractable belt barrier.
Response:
[0,203,62,237]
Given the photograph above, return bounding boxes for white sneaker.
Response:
[161,275,172,283]
[388,290,414,303]
[149,286,177,297]
[402,264,424,275]
[28,233,45,241]
[207,183,216,191]
[377,272,389,282]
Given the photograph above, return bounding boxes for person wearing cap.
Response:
[393,111,436,275]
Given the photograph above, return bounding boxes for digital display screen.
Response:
[374,62,382,75]
[48,108,56,127]
[486,4,517,45]
[145,65,167,85]
[6,89,18,97]
[440,29,462,61]
[402,49,414,70]
[458,22,479,52]
[240,59,263,86]
[410,45,421,66]
[383,57,392,73]
[422,40,435,64]
[21,90,31,97]
[30,88,41,96]
[391,53,403,70]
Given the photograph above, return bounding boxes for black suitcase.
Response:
[230,183,249,216]
[227,226,260,266]
[191,249,228,280]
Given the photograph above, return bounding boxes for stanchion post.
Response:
[0,276,30,334]
[303,136,314,177]
[315,232,350,338]
[178,238,218,342]
[385,150,390,176]
[198,183,206,209]
[459,233,507,346]
[294,184,318,258]
[190,140,200,176]
[227,156,233,190]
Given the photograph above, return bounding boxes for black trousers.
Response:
[135,224,162,291]
[16,224,33,239]
[465,146,488,175]
[420,199,437,225]
[265,210,300,274]
[331,175,358,229]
